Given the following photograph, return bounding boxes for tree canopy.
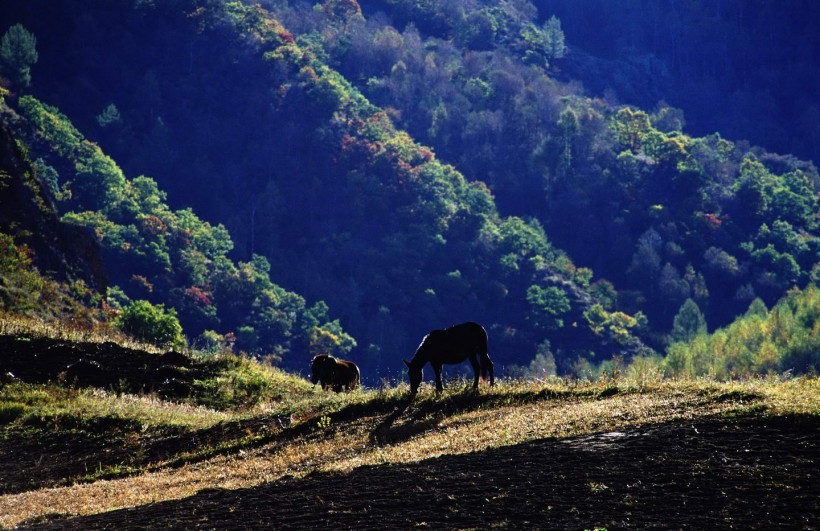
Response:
[0,0,816,380]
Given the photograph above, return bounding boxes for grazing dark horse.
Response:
[311,354,360,392]
[404,322,494,394]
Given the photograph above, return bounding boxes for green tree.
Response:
[309,320,357,358]
[320,0,362,27]
[526,284,571,330]
[584,303,641,345]
[457,10,500,50]
[508,340,557,379]
[96,103,122,128]
[520,15,565,66]
[627,229,662,284]
[745,297,768,318]
[558,107,578,172]
[115,299,186,349]
[543,16,565,60]
[0,232,44,313]
[0,24,38,90]
[650,105,686,132]
[612,107,651,151]
[670,298,707,344]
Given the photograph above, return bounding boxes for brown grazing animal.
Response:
[310,354,360,392]
[404,321,494,394]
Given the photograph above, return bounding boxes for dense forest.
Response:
[0,0,817,383]
[543,0,820,167]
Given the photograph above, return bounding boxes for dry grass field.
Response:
[1,325,819,529]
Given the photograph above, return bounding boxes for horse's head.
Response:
[404,359,423,394]
[311,354,336,385]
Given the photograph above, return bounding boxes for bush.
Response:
[115,299,185,349]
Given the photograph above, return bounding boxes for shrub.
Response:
[114,299,185,349]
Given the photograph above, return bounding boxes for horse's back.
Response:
[419,322,487,364]
[338,359,360,387]
[445,322,487,351]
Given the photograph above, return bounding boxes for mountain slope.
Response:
[0,0,644,379]
[0,115,106,291]
[0,99,110,323]
[2,1,815,379]
[2,89,359,370]
[273,0,819,336]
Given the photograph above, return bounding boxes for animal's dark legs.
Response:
[481,353,495,386]
[433,363,444,393]
[469,355,480,389]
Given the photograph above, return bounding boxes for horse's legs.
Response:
[482,353,495,386]
[433,363,444,393]
[469,355,480,389]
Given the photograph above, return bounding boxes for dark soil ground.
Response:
[19,413,820,530]
[0,335,201,395]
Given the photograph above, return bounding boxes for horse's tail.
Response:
[478,329,494,385]
[480,356,492,379]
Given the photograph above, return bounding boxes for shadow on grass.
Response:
[3,371,771,495]
[0,412,290,495]
[21,413,820,530]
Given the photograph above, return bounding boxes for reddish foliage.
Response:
[185,286,212,306]
[130,274,153,293]
[417,146,434,162]
[176,228,193,247]
[339,134,381,167]
[100,299,122,318]
[703,212,723,228]
[142,215,168,235]
[340,134,356,152]
[276,29,295,44]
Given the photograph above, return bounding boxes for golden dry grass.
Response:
[1,376,817,528]
[63,388,235,429]
[0,311,162,353]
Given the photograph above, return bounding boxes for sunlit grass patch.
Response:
[0,382,231,433]
[715,375,820,416]
[68,389,233,429]
[191,354,314,411]
[0,311,162,353]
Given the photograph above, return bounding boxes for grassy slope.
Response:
[1,326,818,529]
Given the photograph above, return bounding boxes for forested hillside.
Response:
[544,0,820,167]
[0,104,107,325]
[287,0,818,333]
[1,0,817,381]
[1,87,356,367]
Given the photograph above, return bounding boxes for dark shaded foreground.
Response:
[0,335,198,394]
[23,414,820,530]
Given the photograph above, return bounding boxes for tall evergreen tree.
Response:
[0,23,37,90]
[670,298,707,343]
[544,16,565,60]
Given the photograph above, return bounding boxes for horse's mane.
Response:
[415,330,443,355]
